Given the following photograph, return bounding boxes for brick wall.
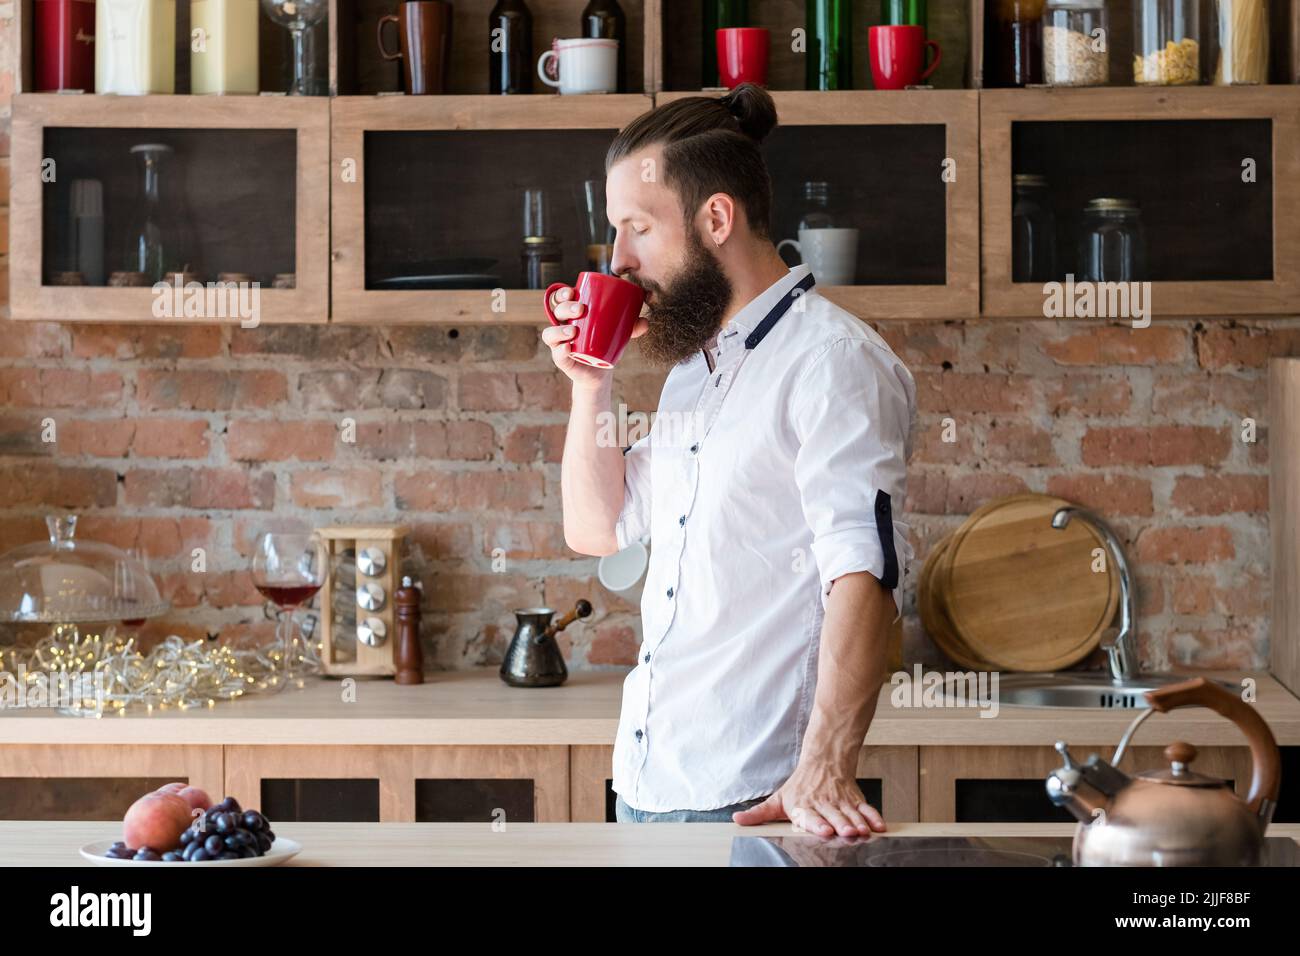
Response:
[0,12,1292,674]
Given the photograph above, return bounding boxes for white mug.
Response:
[597,533,649,592]
[538,37,618,94]
[778,228,860,286]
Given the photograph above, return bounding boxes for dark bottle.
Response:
[808,0,853,90]
[984,0,1044,88]
[582,0,626,93]
[490,0,533,94]
[703,0,749,89]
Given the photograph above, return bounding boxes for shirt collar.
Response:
[708,263,814,358]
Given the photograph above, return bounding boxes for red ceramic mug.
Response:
[716,27,770,88]
[544,272,646,369]
[869,25,941,90]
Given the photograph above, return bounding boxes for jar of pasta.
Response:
[1209,0,1269,84]
[1133,0,1201,85]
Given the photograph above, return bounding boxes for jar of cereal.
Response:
[1043,0,1110,86]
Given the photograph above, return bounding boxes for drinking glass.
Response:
[251,531,328,689]
[261,0,329,95]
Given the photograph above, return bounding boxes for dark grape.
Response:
[242,811,265,832]
[256,833,272,854]
[190,847,211,862]
[215,813,235,834]
[162,852,183,862]
[134,849,161,862]
[178,828,196,846]
[110,841,126,849]
[204,834,224,855]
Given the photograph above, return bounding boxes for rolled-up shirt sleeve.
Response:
[790,337,916,615]
[614,430,653,551]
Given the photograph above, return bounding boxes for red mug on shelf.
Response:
[869,25,941,90]
[716,27,770,88]
[544,272,646,369]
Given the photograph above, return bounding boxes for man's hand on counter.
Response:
[733,571,895,837]
[731,761,887,837]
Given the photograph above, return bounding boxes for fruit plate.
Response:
[79,838,302,867]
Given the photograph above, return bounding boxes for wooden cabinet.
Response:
[980,86,1300,316]
[569,743,920,821]
[0,744,222,820]
[224,744,569,822]
[329,93,653,324]
[9,94,330,323]
[656,89,980,319]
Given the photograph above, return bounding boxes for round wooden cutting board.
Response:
[917,532,992,671]
[935,494,1119,672]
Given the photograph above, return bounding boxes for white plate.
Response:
[79,837,302,867]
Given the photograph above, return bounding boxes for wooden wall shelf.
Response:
[7,2,1300,324]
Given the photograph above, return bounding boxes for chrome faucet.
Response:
[1050,506,1140,682]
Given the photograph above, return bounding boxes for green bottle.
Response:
[807,0,853,90]
[882,0,926,27]
[703,0,749,88]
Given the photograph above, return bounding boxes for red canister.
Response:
[34,0,96,92]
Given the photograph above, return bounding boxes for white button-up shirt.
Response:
[610,263,917,812]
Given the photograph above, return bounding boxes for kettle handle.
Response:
[1144,677,1281,817]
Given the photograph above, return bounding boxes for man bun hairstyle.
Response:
[606,82,778,239]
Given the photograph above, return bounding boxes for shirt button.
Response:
[678,515,686,526]
[666,587,674,598]
[690,443,699,454]
[635,729,643,741]
[643,652,650,663]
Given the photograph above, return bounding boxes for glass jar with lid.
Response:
[1012,174,1058,283]
[1133,0,1201,85]
[1043,1,1110,86]
[1078,198,1147,282]
[1208,0,1269,85]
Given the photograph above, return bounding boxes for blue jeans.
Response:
[614,792,769,822]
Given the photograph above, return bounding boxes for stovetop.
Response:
[729,835,1300,867]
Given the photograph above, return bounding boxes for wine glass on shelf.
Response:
[261,0,329,96]
[251,530,328,690]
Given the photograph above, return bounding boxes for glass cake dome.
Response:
[0,515,170,623]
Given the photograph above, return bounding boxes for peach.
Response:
[176,786,212,812]
[123,792,193,852]
[156,782,187,794]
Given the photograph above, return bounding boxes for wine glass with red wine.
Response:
[251,531,328,688]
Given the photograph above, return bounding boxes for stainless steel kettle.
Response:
[1046,677,1281,866]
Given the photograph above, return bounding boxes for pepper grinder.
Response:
[394,575,424,685]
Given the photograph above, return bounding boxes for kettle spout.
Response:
[1046,741,1123,823]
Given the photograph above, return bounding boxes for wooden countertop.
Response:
[5,820,1298,867]
[1,667,1297,747]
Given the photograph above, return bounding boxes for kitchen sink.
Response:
[945,672,1241,709]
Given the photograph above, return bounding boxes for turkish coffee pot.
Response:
[500,599,592,687]
[1046,676,1281,866]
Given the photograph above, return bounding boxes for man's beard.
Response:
[631,229,734,368]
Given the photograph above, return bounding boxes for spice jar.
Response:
[1012,174,1058,283]
[1078,198,1146,283]
[1209,0,1268,85]
[985,0,1045,87]
[522,236,563,289]
[1133,0,1201,85]
[1043,0,1109,86]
